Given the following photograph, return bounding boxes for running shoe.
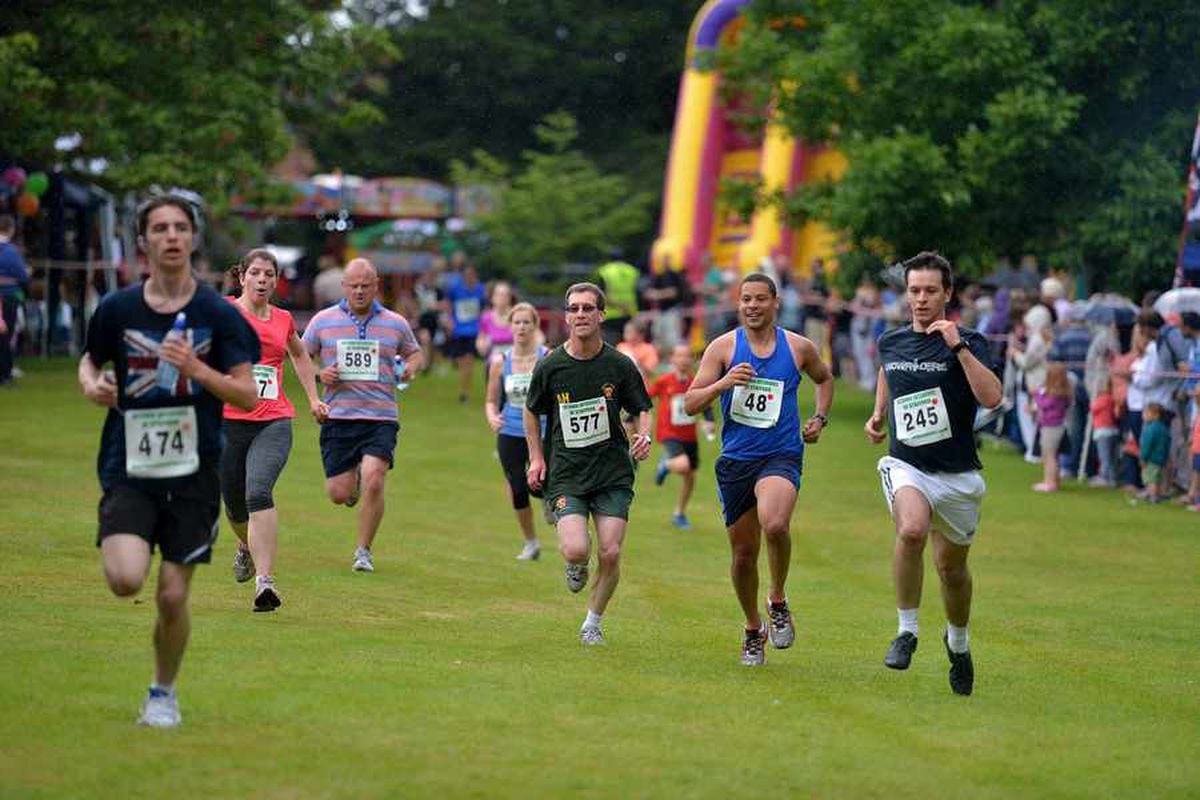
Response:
[352,547,374,573]
[671,512,691,530]
[765,598,795,649]
[741,625,767,666]
[346,464,362,508]
[580,625,605,646]
[944,634,975,696]
[253,578,282,612]
[564,561,588,593]
[137,688,181,728]
[516,540,541,561]
[654,457,669,486]
[232,547,254,583]
[884,631,918,670]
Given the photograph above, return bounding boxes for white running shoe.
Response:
[580,625,605,645]
[137,689,181,728]
[352,547,374,573]
[516,540,541,561]
[765,597,796,649]
[232,547,254,583]
[564,562,588,593]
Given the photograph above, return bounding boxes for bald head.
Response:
[342,258,379,315]
[345,258,377,281]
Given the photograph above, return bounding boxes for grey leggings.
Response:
[220,419,293,523]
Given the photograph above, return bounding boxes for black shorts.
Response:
[96,465,220,564]
[418,310,440,335]
[715,453,803,528]
[662,438,699,471]
[319,420,399,478]
[443,335,477,359]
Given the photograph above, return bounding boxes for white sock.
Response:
[898,608,919,637]
[582,610,603,630]
[256,574,273,587]
[946,624,970,653]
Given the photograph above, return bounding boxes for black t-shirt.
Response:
[85,282,260,490]
[878,324,991,474]
[525,342,652,498]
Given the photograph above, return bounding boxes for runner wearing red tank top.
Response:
[220,249,326,612]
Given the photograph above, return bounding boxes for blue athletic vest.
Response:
[719,327,804,460]
[500,346,547,437]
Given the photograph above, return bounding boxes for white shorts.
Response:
[877,456,985,545]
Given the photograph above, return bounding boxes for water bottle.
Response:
[394,355,409,392]
[154,312,188,392]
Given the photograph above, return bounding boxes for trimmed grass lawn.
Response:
[1,358,1197,799]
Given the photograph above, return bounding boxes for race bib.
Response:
[730,378,784,429]
[505,372,532,407]
[893,386,952,446]
[125,406,199,479]
[670,394,695,427]
[337,339,380,381]
[559,396,610,448]
[253,364,280,400]
[454,297,481,322]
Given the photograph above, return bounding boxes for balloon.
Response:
[2,167,26,188]
[15,192,39,217]
[26,171,49,197]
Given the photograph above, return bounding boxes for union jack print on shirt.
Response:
[123,327,212,399]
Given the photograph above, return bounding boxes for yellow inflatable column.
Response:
[736,121,797,274]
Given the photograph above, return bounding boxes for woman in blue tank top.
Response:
[484,303,550,560]
[682,272,835,667]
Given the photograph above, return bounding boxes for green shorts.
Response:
[1141,463,1163,486]
[551,487,634,521]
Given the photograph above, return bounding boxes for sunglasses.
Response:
[565,304,598,314]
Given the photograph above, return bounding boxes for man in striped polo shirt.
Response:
[303,258,422,572]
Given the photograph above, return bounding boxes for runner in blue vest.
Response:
[484,302,550,561]
[685,272,834,666]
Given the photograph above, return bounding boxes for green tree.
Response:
[722,0,1200,295]
[451,112,652,284]
[0,2,396,204]
[309,1,698,200]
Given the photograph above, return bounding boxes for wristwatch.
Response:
[951,341,969,354]
[810,413,829,427]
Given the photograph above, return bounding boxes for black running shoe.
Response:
[944,634,974,695]
[884,631,918,670]
[253,582,282,613]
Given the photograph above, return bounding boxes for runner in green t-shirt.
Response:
[525,282,653,645]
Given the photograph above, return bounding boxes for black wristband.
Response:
[951,341,969,354]
[811,413,829,426]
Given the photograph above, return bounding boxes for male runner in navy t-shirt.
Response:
[79,195,259,726]
[865,251,1002,696]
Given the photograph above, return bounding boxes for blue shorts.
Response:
[1193,453,1200,472]
[715,453,802,528]
[319,420,398,478]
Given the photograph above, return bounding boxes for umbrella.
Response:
[1153,287,1200,317]
[980,266,1041,291]
[1083,295,1138,326]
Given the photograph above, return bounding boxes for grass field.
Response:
[1,357,1197,799]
